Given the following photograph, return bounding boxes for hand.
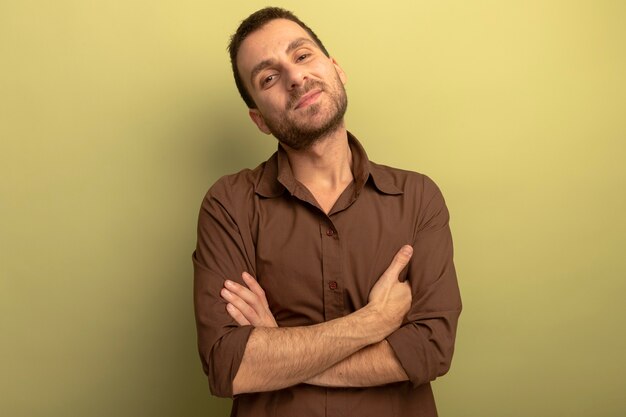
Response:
[367,245,413,330]
[221,272,278,327]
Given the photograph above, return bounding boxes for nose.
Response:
[284,63,307,90]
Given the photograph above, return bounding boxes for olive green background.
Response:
[1,1,625,416]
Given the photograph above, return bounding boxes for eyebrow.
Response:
[249,37,317,87]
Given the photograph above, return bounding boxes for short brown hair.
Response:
[228,7,330,108]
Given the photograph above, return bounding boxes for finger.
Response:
[224,279,264,309]
[226,303,251,326]
[383,245,413,279]
[242,272,269,308]
[221,288,259,323]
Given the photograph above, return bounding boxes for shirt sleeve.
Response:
[385,175,462,387]
[192,177,256,398]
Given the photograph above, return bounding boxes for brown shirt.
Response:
[193,133,461,417]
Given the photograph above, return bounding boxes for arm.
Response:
[226,246,414,395]
[305,340,408,387]
[224,259,410,390]
[193,178,260,398]
[385,175,462,387]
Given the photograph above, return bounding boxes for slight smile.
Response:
[294,89,322,110]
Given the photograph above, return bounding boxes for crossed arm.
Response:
[220,246,413,394]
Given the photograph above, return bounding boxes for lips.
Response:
[294,89,322,110]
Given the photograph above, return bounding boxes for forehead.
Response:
[236,19,317,77]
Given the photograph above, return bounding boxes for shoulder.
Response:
[369,161,451,233]
[208,168,258,198]
[197,159,271,222]
[204,160,268,204]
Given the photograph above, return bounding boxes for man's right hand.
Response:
[221,272,278,328]
[367,245,413,331]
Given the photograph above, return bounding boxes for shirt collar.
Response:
[254,131,403,198]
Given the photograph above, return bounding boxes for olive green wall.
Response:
[1,1,624,416]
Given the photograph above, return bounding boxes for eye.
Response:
[296,53,309,62]
[261,74,277,87]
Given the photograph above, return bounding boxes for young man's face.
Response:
[236,18,348,150]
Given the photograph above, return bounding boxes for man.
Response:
[193,7,461,417]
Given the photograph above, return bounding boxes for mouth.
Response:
[294,89,322,110]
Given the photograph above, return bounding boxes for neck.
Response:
[282,125,353,192]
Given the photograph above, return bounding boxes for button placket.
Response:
[320,219,344,320]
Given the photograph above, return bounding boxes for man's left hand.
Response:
[221,272,278,327]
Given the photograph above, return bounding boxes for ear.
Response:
[248,109,272,135]
[331,57,347,85]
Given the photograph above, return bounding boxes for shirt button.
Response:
[326,228,334,237]
[329,281,338,290]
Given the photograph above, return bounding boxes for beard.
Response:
[261,76,348,151]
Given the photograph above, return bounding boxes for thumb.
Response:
[383,245,413,279]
